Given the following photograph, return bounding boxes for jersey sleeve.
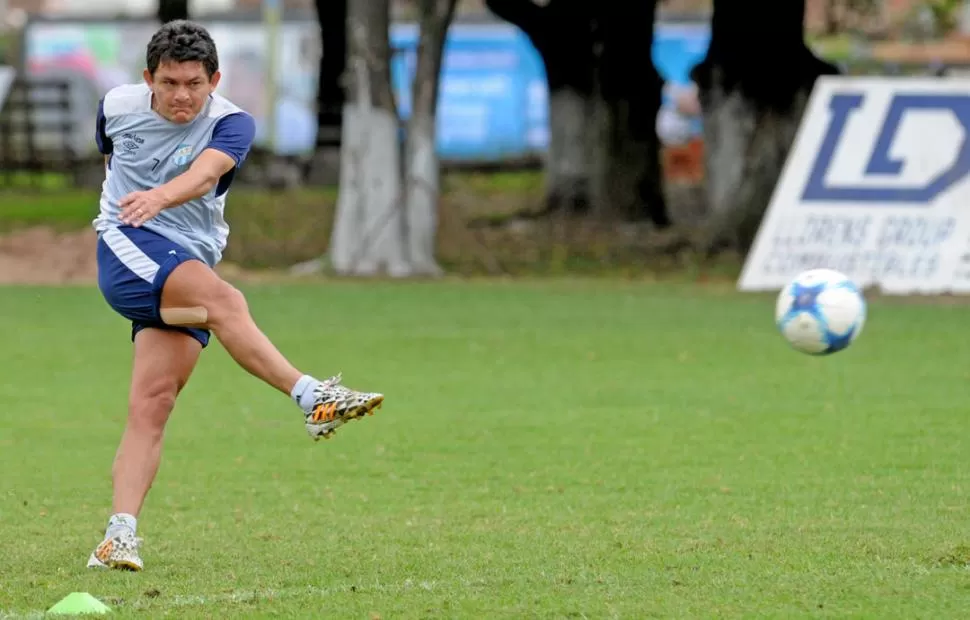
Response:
[95,98,113,155]
[206,112,256,167]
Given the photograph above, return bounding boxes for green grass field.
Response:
[0,279,968,618]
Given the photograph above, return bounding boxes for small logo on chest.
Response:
[171,143,194,167]
[121,132,144,154]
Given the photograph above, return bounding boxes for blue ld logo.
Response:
[171,144,193,167]
[802,92,970,203]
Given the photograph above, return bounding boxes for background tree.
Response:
[485,0,670,227]
[403,0,459,274]
[689,0,838,255]
[157,0,189,24]
[313,0,347,152]
[328,0,458,277]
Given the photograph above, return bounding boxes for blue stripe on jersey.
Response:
[207,112,256,197]
[96,98,112,155]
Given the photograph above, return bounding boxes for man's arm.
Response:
[154,112,257,208]
[120,112,256,227]
[153,149,237,207]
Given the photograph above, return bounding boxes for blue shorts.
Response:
[97,226,210,347]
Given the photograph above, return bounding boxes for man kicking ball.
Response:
[87,20,384,571]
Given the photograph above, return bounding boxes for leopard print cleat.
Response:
[305,374,384,441]
[86,529,144,571]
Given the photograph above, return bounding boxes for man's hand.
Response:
[117,149,237,228]
[119,189,170,227]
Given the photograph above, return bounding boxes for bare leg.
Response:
[158,258,384,442]
[112,328,202,517]
[160,260,301,395]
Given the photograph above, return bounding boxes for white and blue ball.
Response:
[775,268,866,355]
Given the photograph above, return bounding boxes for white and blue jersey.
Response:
[93,83,255,347]
[93,82,255,267]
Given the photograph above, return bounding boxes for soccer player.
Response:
[86,20,385,571]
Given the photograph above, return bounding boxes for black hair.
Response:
[146,20,219,77]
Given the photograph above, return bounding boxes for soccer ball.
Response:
[775,269,866,355]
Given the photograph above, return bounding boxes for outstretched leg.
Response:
[89,327,202,571]
[159,259,384,440]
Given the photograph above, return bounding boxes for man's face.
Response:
[144,60,221,124]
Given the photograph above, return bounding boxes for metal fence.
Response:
[0,76,94,188]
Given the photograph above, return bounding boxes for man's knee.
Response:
[205,282,248,327]
[128,378,179,433]
[161,259,248,329]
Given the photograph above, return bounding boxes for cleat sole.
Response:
[109,560,143,572]
[306,395,384,441]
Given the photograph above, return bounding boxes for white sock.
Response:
[290,374,321,413]
[105,513,137,538]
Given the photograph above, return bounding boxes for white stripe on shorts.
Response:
[102,227,159,283]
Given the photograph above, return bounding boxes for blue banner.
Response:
[390,21,710,162]
[22,18,711,161]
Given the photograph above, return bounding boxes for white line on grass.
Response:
[146,578,440,611]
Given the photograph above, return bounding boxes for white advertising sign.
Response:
[738,76,970,295]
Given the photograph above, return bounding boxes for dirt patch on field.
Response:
[0,227,99,284]
[0,227,263,285]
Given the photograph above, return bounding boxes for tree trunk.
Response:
[330,0,410,277]
[589,0,668,225]
[484,0,667,225]
[690,0,838,255]
[157,0,189,24]
[328,0,456,277]
[303,0,347,185]
[402,0,458,275]
[315,0,346,150]
[546,87,591,213]
[486,0,596,216]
